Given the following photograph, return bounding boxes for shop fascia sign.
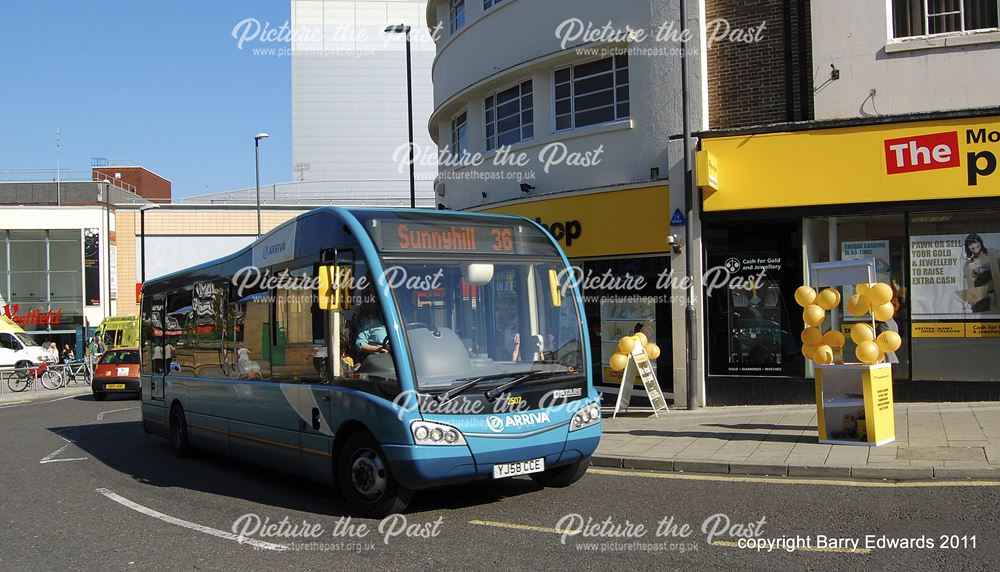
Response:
[884,127,997,184]
[2,304,63,326]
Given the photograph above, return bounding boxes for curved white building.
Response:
[424,0,709,406]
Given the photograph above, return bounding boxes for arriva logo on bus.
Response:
[486,412,552,433]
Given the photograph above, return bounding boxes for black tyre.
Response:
[41,371,63,390]
[93,392,107,401]
[336,431,412,518]
[529,457,589,488]
[169,404,191,458]
[7,370,29,392]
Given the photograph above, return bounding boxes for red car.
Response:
[93,348,140,401]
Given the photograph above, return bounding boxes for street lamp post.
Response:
[139,203,160,284]
[254,132,270,236]
[385,23,415,209]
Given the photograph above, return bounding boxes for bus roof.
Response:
[141,207,549,296]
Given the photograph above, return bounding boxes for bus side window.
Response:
[273,266,323,384]
[229,290,271,381]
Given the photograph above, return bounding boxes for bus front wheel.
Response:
[337,432,412,518]
[529,457,590,488]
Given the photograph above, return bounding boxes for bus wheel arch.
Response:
[334,423,412,518]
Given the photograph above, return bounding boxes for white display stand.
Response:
[612,344,668,418]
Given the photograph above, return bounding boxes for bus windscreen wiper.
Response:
[436,370,539,403]
[484,370,582,401]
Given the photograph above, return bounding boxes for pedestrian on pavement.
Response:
[47,342,59,363]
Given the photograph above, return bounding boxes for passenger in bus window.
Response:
[236,343,262,380]
[152,343,163,373]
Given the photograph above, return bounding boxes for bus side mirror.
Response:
[548,269,562,308]
[318,265,352,310]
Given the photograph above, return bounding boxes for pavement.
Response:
[595,402,1000,481]
[0,377,92,404]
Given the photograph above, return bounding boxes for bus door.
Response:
[148,296,166,401]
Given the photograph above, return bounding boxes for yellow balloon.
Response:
[617,336,636,355]
[877,330,902,353]
[856,282,872,296]
[633,332,648,346]
[822,329,846,349]
[873,301,895,322]
[850,323,875,344]
[813,344,834,365]
[801,344,818,360]
[794,285,817,307]
[645,343,661,360]
[802,305,826,327]
[800,327,823,346]
[869,282,893,306]
[609,353,628,372]
[855,340,880,364]
[845,294,869,317]
[815,288,839,310]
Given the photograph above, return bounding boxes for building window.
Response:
[451,111,468,154]
[450,0,465,33]
[483,0,504,10]
[893,0,1000,37]
[484,80,533,151]
[554,55,630,131]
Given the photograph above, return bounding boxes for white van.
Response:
[0,317,53,369]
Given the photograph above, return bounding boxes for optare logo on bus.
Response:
[486,412,552,433]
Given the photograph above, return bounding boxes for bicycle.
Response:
[7,362,64,392]
[61,359,93,386]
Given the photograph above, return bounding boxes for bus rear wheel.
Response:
[337,431,412,518]
[169,404,191,458]
[529,457,589,488]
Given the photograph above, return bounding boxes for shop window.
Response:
[48,237,81,273]
[909,210,1000,381]
[804,215,911,380]
[578,257,672,393]
[706,221,803,377]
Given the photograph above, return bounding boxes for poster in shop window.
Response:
[910,233,1000,334]
[840,240,890,321]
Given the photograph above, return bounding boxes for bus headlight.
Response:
[411,420,467,446]
[570,402,601,432]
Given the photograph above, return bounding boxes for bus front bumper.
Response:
[383,423,601,491]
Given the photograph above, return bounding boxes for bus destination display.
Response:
[376,222,516,254]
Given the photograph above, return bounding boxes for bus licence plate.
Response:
[493,458,544,479]
[106,383,126,390]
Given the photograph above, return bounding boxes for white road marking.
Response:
[40,443,87,464]
[96,488,288,552]
[97,406,137,421]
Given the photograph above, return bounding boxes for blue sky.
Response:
[0,1,291,200]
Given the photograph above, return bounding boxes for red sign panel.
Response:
[884,131,960,175]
